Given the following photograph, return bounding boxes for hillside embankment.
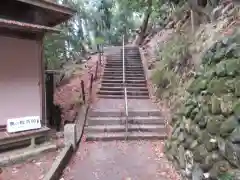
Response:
[141,2,240,180]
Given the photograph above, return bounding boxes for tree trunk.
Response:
[135,0,153,46]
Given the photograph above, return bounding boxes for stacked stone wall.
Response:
[165,32,240,180]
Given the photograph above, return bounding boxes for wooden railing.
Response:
[45,47,103,129]
[81,47,102,105]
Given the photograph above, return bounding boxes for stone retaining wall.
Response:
[165,32,240,179]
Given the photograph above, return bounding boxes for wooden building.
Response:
[0,0,75,150]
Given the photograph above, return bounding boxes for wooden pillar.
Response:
[45,72,54,127]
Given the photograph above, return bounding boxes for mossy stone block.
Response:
[209,160,231,179]
[198,116,208,129]
[234,79,240,97]
[211,95,221,114]
[229,127,240,144]
[207,78,233,95]
[193,144,208,163]
[225,58,240,76]
[220,116,239,137]
[206,115,225,135]
[188,77,208,94]
[216,61,226,77]
[220,93,234,115]
[233,101,240,117]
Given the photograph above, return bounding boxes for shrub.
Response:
[151,67,180,98]
[157,34,191,74]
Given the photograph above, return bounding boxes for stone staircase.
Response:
[85,109,166,141]
[85,46,167,141]
[97,46,149,99]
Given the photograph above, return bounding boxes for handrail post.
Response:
[122,35,128,139]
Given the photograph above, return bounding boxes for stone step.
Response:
[102,76,145,80]
[105,67,143,70]
[103,71,145,75]
[106,62,142,64]
[122,46,139,50]
[102,74,145,78]
[87,116,165,126]
[85,124,166,133]
[105,64,142,67]
[106,60,141,63]
[111,52,140,54]
[108,55,141,58]
[101,83,147,88]
[107,59,141,61]
[0,142,57,166]
[97,90,149,96]
[104,67,144,70]
[101,79,146,84]
[113,53,139,56]
[98,94,149,99]
[104,69,144,73]
[0,127,50,152]
[124,49,139,52]
[104,70,145,75]
[104,70,144,74]
[108,58,141,61]
[110,54,140,56]
[110,51,140,54]
[85,131,166,141]
[122,48,139,52]
[99,87,148,92]
[106,61,141,63]
[106,67,143,70]
[105,64,142,66]
[103,73,145,77]
[109,49,140,56]
[110,55,140,57]
[105,65,143,68]
[89,110,162,117]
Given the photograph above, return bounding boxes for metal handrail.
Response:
[122,35,128,138]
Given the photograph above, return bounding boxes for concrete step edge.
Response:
[99,87,148,90]
[85,132,167,141]
[105,62,142,63]
[102,75,145,77]
[102,74,145,79]
[97,95,149,99]
[100,84,147,87]
[85,124,166,131]
[88,116,163,121]
[102,79,146,83]
[97,92,149,94]
[88,111,162,118]
[97,90,148,94]
[102,78,146,80]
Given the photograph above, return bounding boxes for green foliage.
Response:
[152,67,180,98]
[151,33,192,107]
[44,0,139,69]
[202,30,240,66]
[45,0,187,70]
[157,34,191,70]
[217,172,234,180]
[44,31,67,70]
[95,36,105,45]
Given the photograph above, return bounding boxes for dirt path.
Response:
[60,46,180,180]
[1,151,59,180]
[54,54,104,125]
[62,140,180,180]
